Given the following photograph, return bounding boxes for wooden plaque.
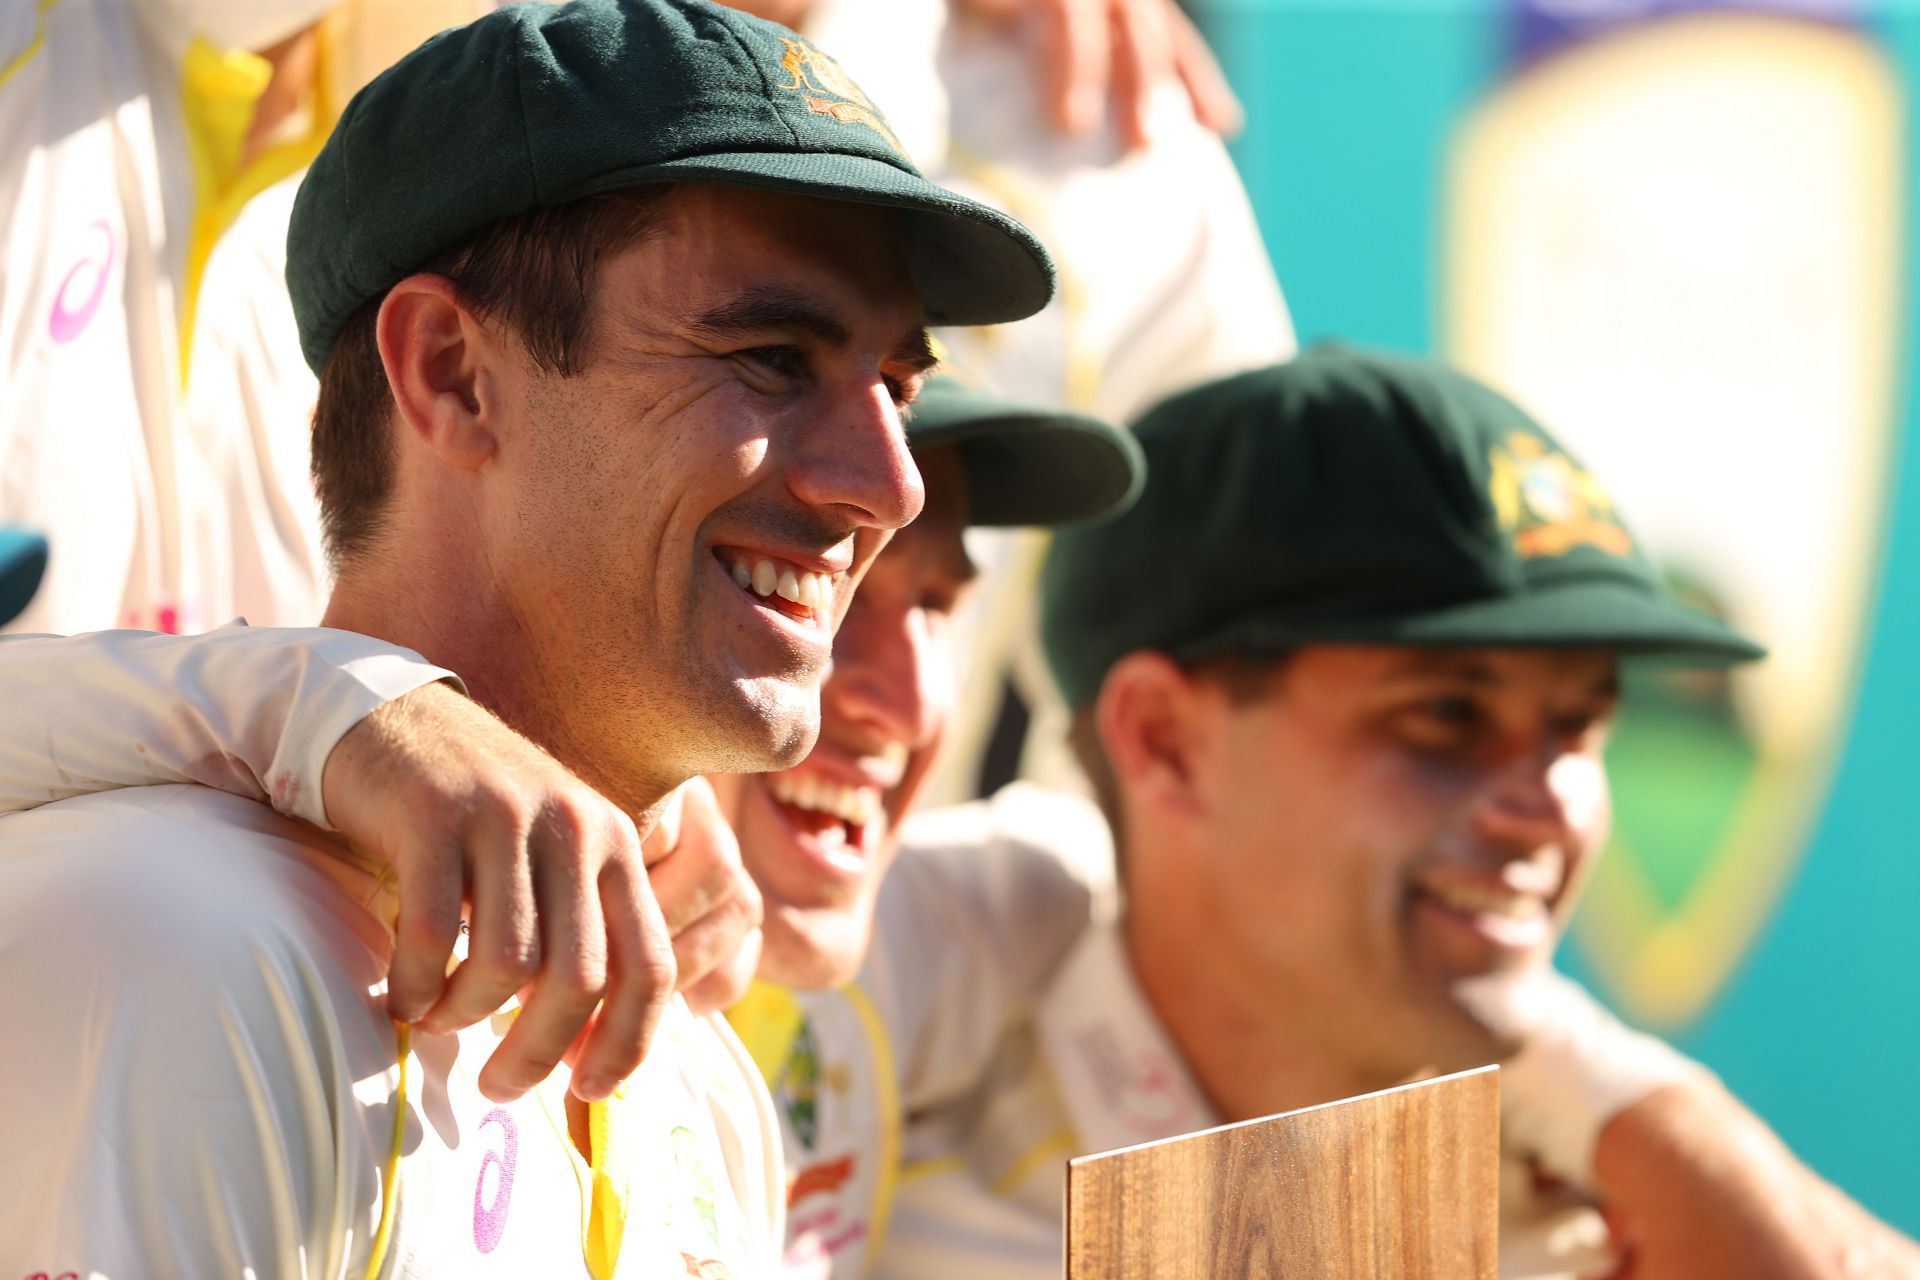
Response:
[1064,1065,1499,1279]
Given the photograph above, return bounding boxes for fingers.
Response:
[1165,0,1243,137]
[569,850,678,1100]
[683,924,762,1018]
[669,879,764,1009]
[650,779,742,933]
[478,804,609,1102]
[385,834,465,1024]
[1041,0,1111,136]
[1111,0,1174,150]
[420,806,539,1037]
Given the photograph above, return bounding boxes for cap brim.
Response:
[0,528,49,627]
[909,401,1144,528]
[1181,574,1767,666]
[579,151,1055,326]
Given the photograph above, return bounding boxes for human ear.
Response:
[376,273,501,471]
[1095,651,1210,824]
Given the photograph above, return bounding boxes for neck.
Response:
[321,543,676,817]
[1122,876,1409,1125]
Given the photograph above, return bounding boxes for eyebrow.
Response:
[689,288,851,347]
[687,287,939,376]
[1384,652,1623,702]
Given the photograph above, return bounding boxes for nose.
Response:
[825,592,950,758]
[1472,746,1597,856]
[788,379,925,533]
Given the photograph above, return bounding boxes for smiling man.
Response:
[0,0,1056,1274]
[876,349,1920,1280]
[0,374,1140,1278]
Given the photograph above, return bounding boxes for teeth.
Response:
[767,773,884,828]
[1424,880,1541,921]
[730,554,834,613]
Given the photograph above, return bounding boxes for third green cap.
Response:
[904,376,1143,528]
[287,0,1055,372]
[1041,348,1765,711]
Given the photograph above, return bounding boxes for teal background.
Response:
[1190,0,1919,1232]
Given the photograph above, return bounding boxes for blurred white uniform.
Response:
[0,0,333,636]
[0,626,784,1278]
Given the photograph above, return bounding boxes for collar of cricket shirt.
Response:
[1033,922,1217,1156]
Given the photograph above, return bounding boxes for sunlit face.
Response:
[480,186,933,795]
[1144,646,1619,1083]
[712,447,977,988]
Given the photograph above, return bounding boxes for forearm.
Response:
[0,624,453,828]
[1595,1081,1920,1280]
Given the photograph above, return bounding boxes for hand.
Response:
[1595,1082,1920,1279]
[642,777,765,1017]
[321,682,677,1103]
[1457,968,1703,1195]
[954,0,1245,149]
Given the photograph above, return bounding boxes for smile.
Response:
[716,548,836,627]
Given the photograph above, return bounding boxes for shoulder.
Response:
[0,787,398,1270]
[893,781,1117,910]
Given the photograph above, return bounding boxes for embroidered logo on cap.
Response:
[1489,432,1633,558]
[776,38,907,158]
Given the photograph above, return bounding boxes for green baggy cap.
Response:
[905,376,1143,528]
[287,0,1056,372]
[1041,348,1765,710]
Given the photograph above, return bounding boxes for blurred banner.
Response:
[1195,0,1916,1232]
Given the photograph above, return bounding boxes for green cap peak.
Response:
[287,0,1054,372]
[905,375,1143,528]
[1041,348,1764,710]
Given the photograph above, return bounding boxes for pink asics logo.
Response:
[472,1108,518,1253]
[48,220,114,345]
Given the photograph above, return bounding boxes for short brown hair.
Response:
[309,186,676,565]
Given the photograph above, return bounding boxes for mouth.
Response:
[715,547,839,628]
[1408,864,1562,955]
[764,770,886,870]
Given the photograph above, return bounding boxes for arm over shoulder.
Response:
[0,624,455,828]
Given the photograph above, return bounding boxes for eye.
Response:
[1394,694,1487,755]
[736,345,809,383]
[1549,707,1612,749]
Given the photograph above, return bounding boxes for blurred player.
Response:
[0,0,1054,1271]
[1,0,335,634]
[875,349,1920,1280]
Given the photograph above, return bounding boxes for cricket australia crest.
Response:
[1445,13,1901,1028]
[777,37,907,158]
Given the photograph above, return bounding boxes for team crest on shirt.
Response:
[1487,432,1633,558]
[778,1017,822,1149]
[776,37,908,158]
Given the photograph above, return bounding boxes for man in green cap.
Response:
[0,373,1141,1278]
[0,0,1057,1272]
[875,349,1920,1279]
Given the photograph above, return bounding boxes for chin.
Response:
[759,900,872,992]
[695,678,821,774]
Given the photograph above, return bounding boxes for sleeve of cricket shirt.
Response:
[862,782,1118,1110]
[0,623,457,829]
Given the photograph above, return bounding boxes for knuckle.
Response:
[479,937,541,987]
